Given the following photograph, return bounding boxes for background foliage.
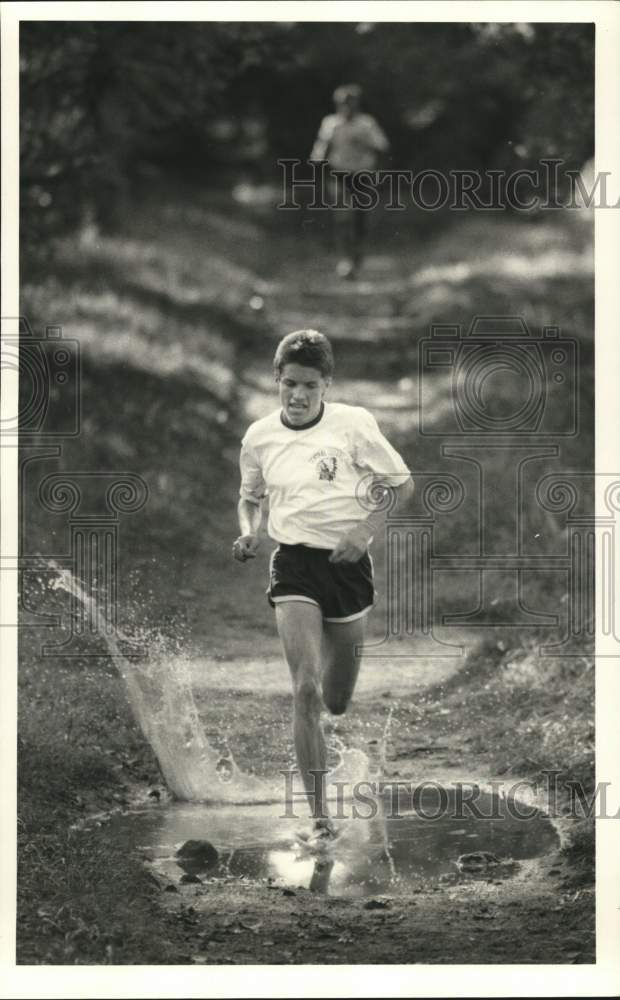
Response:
[21,20,594,245]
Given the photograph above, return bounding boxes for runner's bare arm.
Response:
[329,476,414,563]
[364,116,389,154]
[309,114,336,161]
[233,498,262,562]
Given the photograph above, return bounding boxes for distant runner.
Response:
[310,83,389,279]
[233,329,413,844]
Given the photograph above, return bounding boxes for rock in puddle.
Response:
[456,851,500,874]
[364,898,391,910]
[175,839,219,878]
[176,840,219,867]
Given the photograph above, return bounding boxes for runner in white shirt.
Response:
[233,330,413,842]
[310,83,389,279]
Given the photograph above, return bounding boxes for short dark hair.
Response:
[333,83,362,105]
[273,329,334,379]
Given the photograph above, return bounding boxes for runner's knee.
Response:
[294,676,323,717]
[323,690,349,716]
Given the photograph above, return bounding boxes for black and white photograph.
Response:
[1,0,619,992]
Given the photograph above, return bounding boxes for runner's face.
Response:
[337,96,359,119]
[278,363,330,425]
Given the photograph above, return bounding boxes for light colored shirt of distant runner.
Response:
[310,111,389,173]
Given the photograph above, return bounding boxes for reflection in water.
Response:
[107,784,559,898]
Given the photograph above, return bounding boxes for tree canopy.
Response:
[20,20,594,240]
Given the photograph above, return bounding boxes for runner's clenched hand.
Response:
[232,534,260,562]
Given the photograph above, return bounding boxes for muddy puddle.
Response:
[101,784,559,899]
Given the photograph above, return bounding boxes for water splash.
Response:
[49,565,270,803]
[49,566,372,806]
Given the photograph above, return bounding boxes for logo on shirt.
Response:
[310,446,345,484]
[318,457,338,482]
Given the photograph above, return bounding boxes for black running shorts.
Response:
[267,543,375,623]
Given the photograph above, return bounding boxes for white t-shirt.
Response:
[239,402,411,549]
[310,113,389,172]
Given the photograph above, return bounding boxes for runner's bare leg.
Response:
[275,601,329,822]
[321,617,366,715]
